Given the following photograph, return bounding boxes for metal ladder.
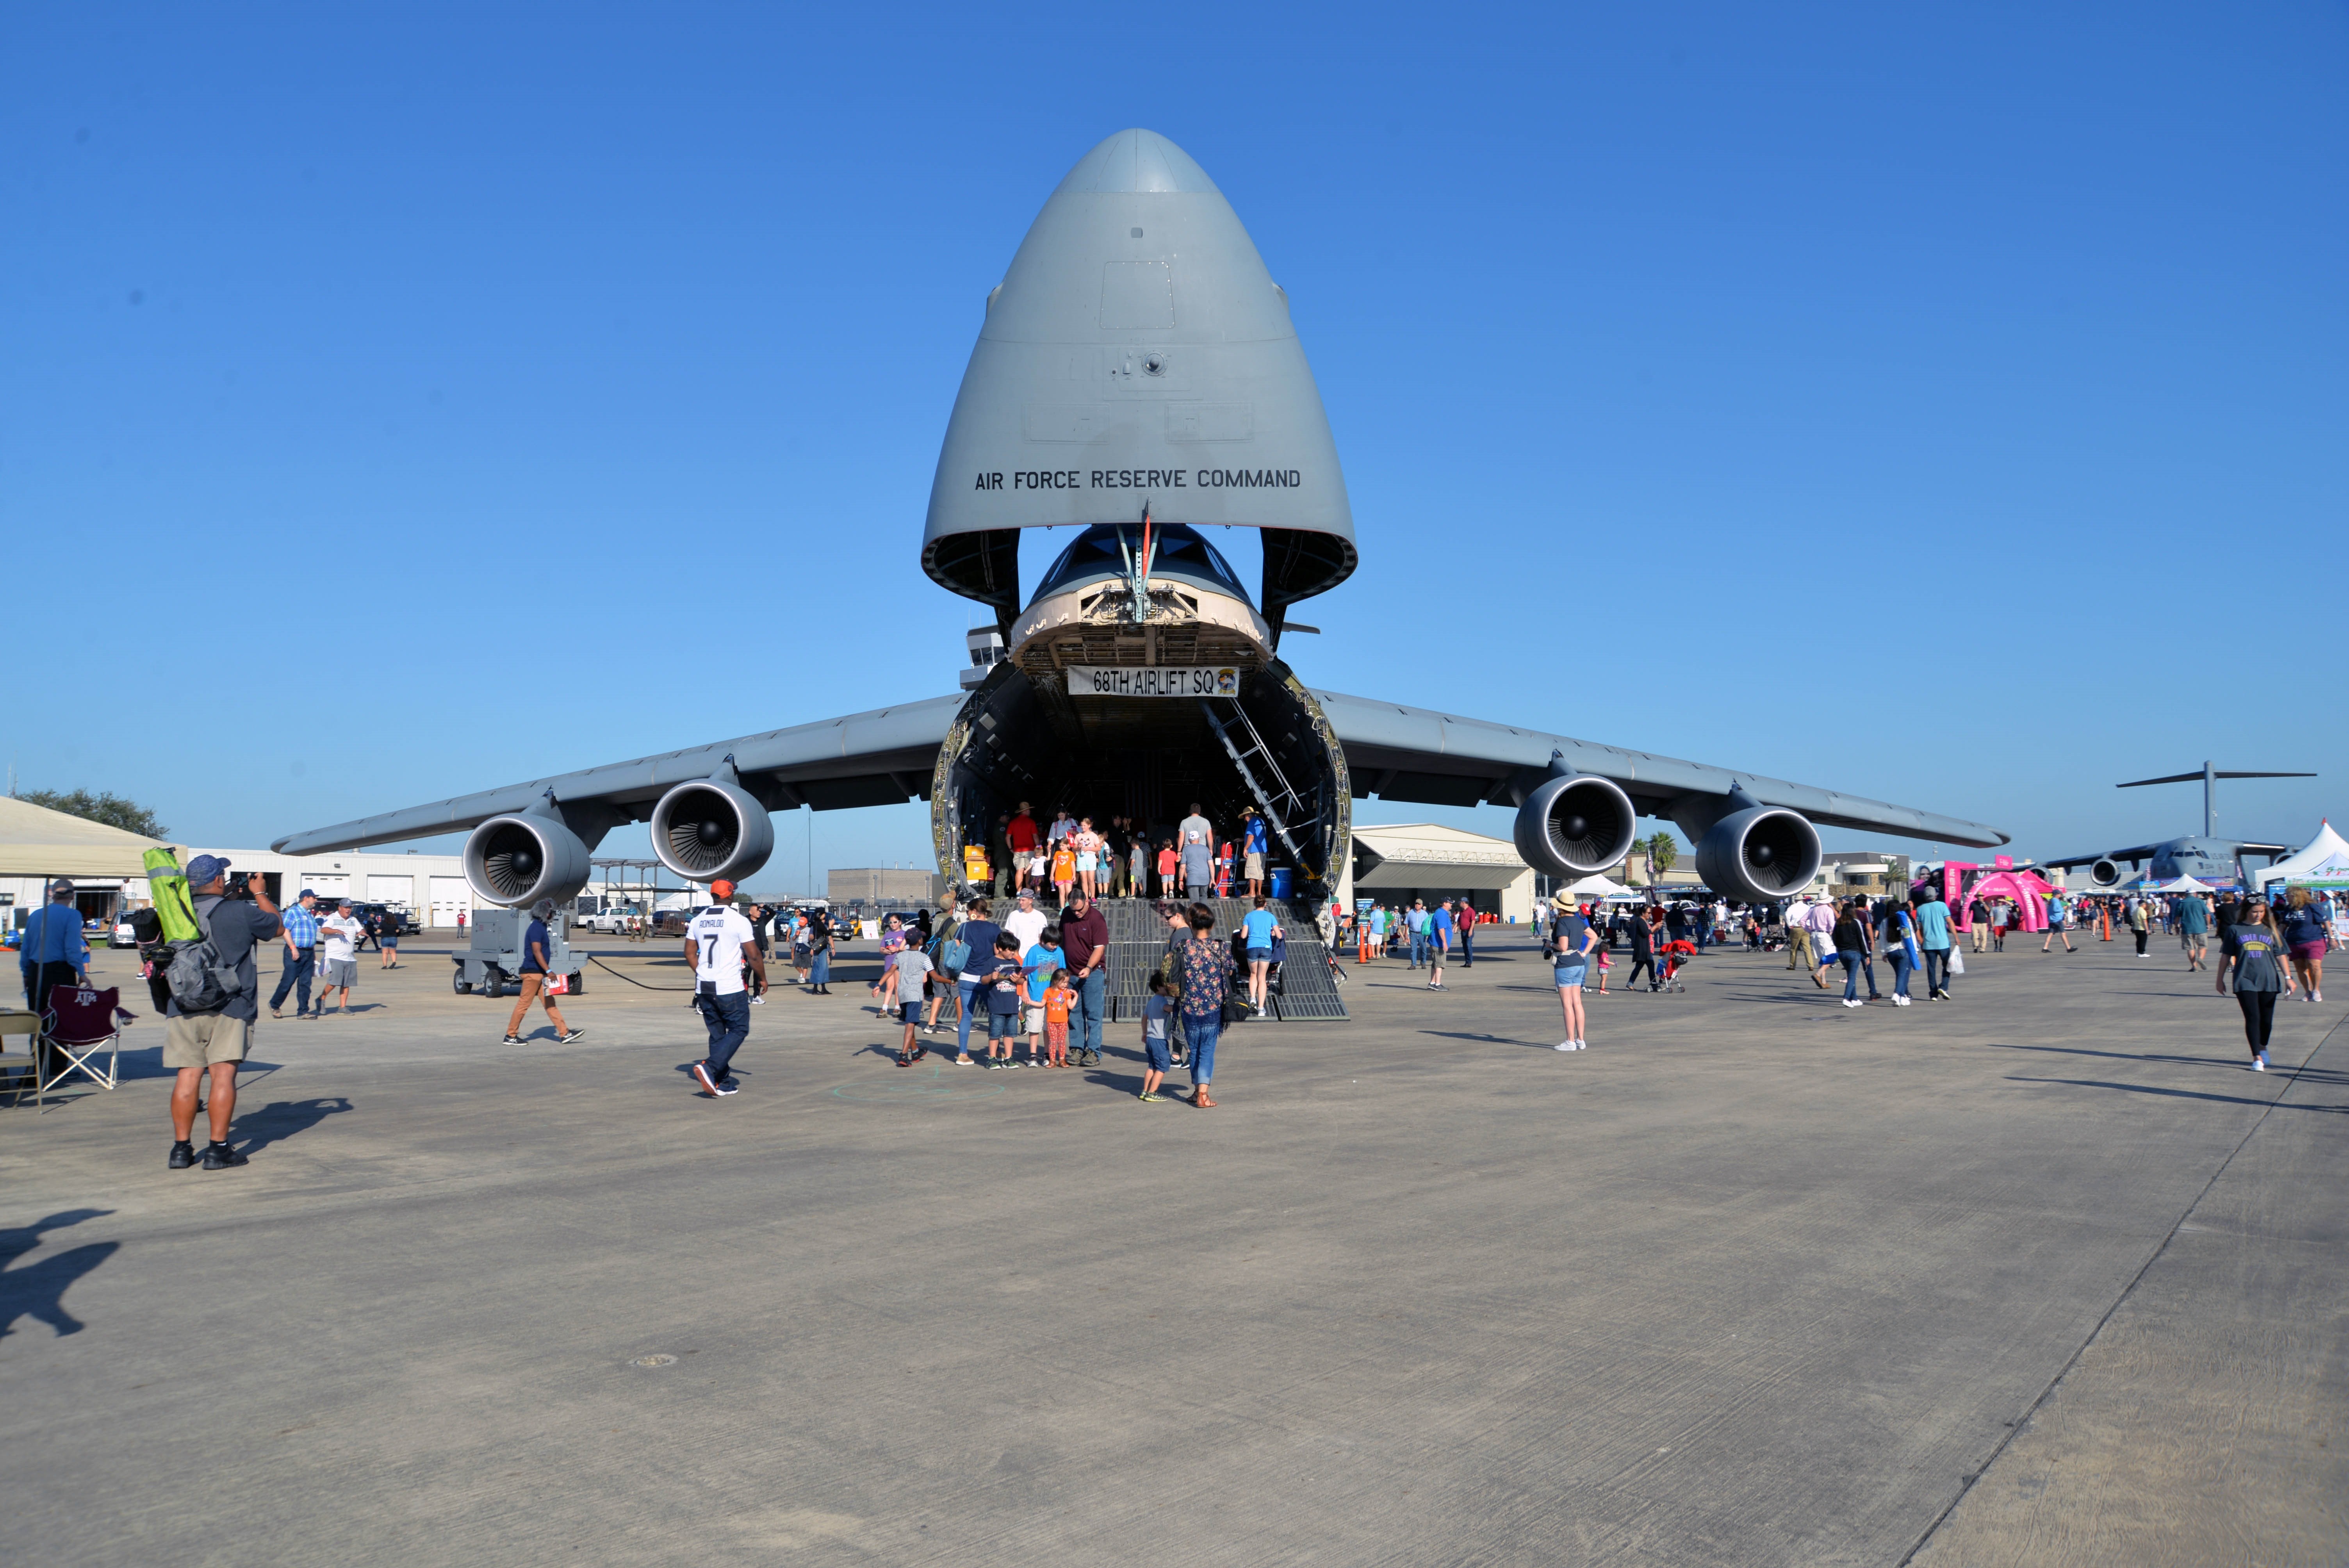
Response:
[1199,700,1315,876]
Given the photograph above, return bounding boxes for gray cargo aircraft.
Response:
[277,129,2007,905]
[2039,762,2313,892]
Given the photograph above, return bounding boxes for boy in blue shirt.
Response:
[1242,811,1269,897]
[1240,897,1280,1014]
[1020,927,1063,1066]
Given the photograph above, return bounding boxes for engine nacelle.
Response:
[464,812,592,908]
[1694,805,1822,904]
[2089,858,2124,888]
[649,776,774,884]
[1513,774,1638,880]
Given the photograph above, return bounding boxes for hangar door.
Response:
[428,876,471,928]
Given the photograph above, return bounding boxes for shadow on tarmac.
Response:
[1986,1041,2349,1083]
[1,1208,118,1340]
[2005,1076,2343,1113]
[232,1096,356,1155]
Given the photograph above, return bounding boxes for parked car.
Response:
[111,915,139,948]
[578,907,642,934]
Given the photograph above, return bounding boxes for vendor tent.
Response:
[0,795,181,877]
[2253,821,2349,890]
[1566,875,1628,897]
[2153,874,2214,894]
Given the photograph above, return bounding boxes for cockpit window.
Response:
[1029,523,1249,606]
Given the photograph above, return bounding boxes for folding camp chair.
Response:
[38,984,132,1109]
[0,1007,41,1110]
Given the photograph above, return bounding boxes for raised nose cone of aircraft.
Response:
[924,129,1355,631]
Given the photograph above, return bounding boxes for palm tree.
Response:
[1644,832,1679,877]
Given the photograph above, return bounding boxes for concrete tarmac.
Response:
[3,927,2341,1566]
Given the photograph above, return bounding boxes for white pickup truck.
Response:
[576,907,642,934]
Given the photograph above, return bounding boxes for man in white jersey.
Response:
[686,878,765,1098]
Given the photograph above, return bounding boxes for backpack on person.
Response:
[164,896,248,1014]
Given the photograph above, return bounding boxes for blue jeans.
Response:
[697,989,751,1080]
[1839,953,1865,1000]
[1408,932,1428,967]
[1923,948,1953,994]
[1075,968,1106,1058]
[1184,1009,1221,1085]
[270,946,315,1014]
[955,976,982,1055]
[1458,926,1474,966]
[1888,950,1913,998]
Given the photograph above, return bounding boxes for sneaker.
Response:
[1893,996,1911,1007]
[2252,1056,2267,1072]
[201,1142,248,1170]
[1576,1041,1588,1050]
[1843,998,1862,1008]
[501,1032,523,1044]
[952,1055,975,1066]
[168,1140,194,1170]
[711,1078,741,1096]
[691,1062,721,1095]
[558,1029,586,1044]
[1556,1041,1576,1051]
[1139,1090,1164,1101]
[1005,1058,1021,1069]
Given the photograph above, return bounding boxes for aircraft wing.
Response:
[1310,690,2009,848]
[2039,846,2162,870]
[272,696,962,855]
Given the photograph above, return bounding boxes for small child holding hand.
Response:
[1137,971,1173,1101]
[1041,969,1075,1067]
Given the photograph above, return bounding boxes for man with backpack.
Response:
[166,855,283,1170]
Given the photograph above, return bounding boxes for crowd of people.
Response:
[969,800,1283,904]
[31,839,2333,1159]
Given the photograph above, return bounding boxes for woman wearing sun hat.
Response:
[1545,893,1598,1051]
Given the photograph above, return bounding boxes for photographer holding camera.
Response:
[166,855,282,1171]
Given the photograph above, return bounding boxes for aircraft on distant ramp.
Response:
[275,130,2007,907]
[2041,761,2315,891]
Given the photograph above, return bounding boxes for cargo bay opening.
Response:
[929,523,1351,907]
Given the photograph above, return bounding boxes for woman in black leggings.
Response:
[2216,900,2294,1071]
[1623,907,1661,992]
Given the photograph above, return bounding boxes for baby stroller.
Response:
[1657,939,1698,992]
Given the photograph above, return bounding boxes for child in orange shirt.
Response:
[1156,841,1179,900]
[1042,969,1075,1067]
[1051,844,1077,905]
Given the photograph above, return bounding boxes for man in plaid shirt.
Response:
[269,888,321,1019]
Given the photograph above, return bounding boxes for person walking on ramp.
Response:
[687,879,765,1097]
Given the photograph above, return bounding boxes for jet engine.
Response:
[464,811,593,908]
[1513,774,1638,879]
[1693,804,1822,904]
[2089,858,2125,888]
[649,775,774,884]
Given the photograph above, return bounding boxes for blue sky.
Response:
[5,3,2343,894]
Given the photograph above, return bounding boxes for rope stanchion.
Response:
[587,955,697,992]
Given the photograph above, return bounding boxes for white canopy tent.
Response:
[2153,874,2214,894]
[0,795,180,879]
[1566,874,1628,897]
[2253,821,2349,890]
